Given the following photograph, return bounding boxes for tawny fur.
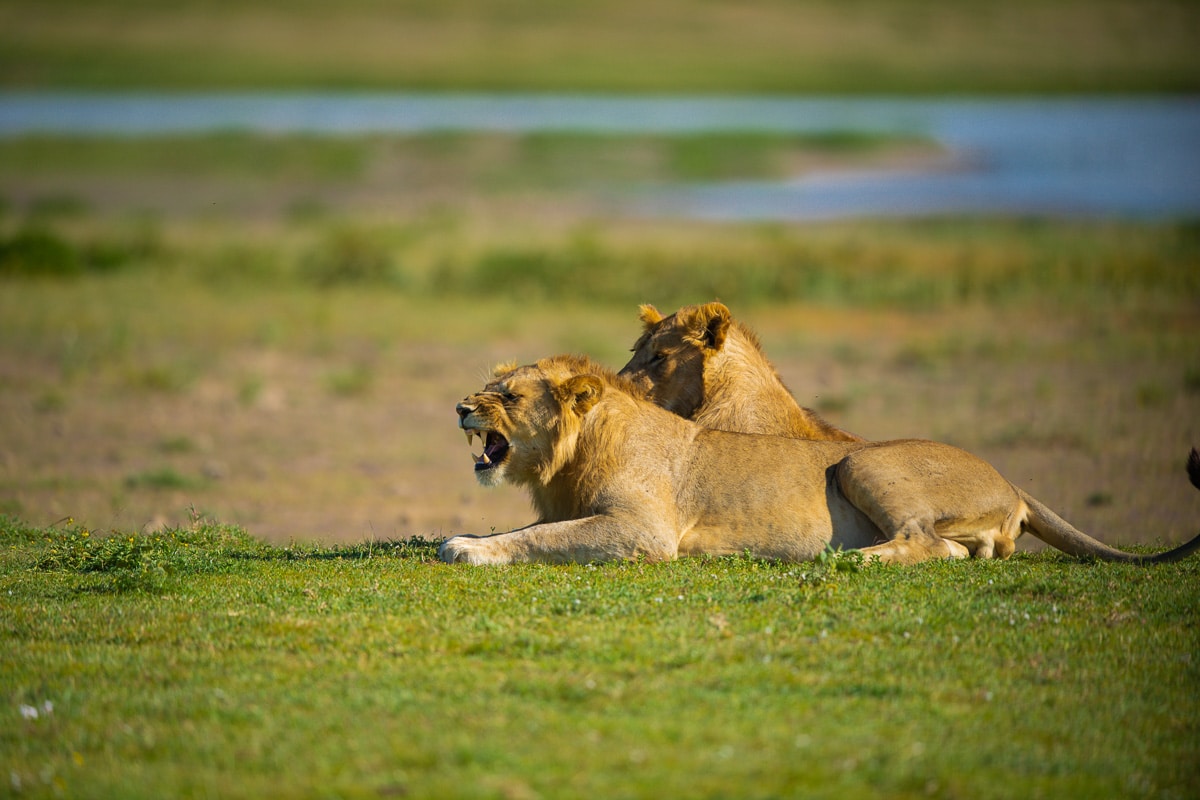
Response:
[441,354,1200,566]
[621,302,863,442]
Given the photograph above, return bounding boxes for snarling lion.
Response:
[439,354,1200,565]
[620,301,863,441]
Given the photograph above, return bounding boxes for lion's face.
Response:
[618,302,731,420]
[456,360,603,488]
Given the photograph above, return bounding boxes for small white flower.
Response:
[19,705,37,720]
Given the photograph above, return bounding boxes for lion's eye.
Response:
[651,351,667,364]
[502,391,518,402]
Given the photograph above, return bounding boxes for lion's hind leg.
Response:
[834,444,1017,564]
[835,458,968,564]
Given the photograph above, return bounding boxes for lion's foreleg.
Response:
[439,515,676,565]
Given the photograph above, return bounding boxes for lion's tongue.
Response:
[474,432,508,470]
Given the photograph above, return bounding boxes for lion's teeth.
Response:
[465,430,474,446]
[480,452,491,464]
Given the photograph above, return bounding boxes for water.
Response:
[3,92,1198,220]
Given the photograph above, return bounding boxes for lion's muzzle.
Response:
[457,398,511,474]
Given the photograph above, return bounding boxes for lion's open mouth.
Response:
[466,429,510,472]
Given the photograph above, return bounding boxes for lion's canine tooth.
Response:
[479,452,491,465]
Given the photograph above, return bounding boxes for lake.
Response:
[2,92,1198,221]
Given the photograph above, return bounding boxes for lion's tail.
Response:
[1017,448,1200,563]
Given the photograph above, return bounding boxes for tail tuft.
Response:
[1189,448,1200,491]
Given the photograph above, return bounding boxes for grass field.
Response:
[3,5,1200,794]
[3,518,1199,798]
[3,0,1199,94]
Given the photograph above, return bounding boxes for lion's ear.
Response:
[491,359,518,378]
[556,374,604,416]
[680,301,731,352]
[638,304,664,328]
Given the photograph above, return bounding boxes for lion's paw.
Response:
[438,535,509,565]
[967,534,1016,560]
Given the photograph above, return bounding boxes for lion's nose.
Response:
[456,400,475,422]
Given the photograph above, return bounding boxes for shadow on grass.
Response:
[11,518,445,595]
[263,536,444,562]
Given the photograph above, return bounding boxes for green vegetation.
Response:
[0,225,161,277]
[0,130,924,191]
[3,0,1198,93]
[1,132,1197,313]
[426,220,1200,311]
[3,213,1197,312]
[3,517,1197,798]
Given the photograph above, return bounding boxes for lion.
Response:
[619,301,863,442]
[621,300,1199,560]
[438,354,1200,566]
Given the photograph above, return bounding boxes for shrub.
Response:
[0,228,81,276]
[300,228,398,286]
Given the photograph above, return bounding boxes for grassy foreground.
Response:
[2,517,1198,799]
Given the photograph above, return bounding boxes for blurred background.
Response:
[1,1,1198,546]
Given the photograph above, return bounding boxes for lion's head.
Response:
[456,356,604,489]
[619,301,864,442]
[618,301,732,419]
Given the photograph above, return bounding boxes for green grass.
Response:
[0,131,925,188]
[123,467,204,492]
[0,133,369,181]
[2,0,1198,93]
[4,216,1197,313]
[428,219,1200,311]
[3,516,1198,798]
